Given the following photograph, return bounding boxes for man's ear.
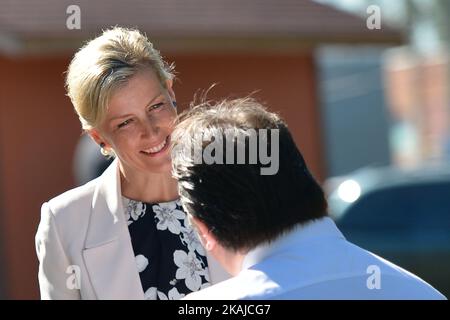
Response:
[191,216,216,252]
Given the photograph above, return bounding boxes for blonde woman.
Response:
[35,27,229,300]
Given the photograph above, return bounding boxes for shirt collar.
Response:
[241,217,345,270]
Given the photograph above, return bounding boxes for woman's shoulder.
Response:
[37,177,103,249]
[44,177,100,219]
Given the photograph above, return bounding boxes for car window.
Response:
[337,181,450,232]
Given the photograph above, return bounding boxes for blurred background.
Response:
[0,0,448,299]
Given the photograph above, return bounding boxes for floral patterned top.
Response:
[122,197,211,300]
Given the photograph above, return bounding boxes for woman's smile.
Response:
[140,135,170,157]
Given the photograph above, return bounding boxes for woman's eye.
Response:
[148,102,165,111]
[118,119,133,128]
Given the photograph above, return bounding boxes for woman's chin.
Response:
[142,155,172,174]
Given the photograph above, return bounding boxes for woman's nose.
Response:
[140,118,159,138]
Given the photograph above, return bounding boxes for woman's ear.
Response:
[165,79,177,107]
[88,129,108,148]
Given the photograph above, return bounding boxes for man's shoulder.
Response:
[338,240,446,299]
[364,251,445,298]
[183,269,279,300]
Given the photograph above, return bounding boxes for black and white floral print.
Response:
[122,197,210,300]
[180,218,206,256]
[123,199,146,226]
[135,254,149,273]
[153,201,185,234]
[173,249,210,291]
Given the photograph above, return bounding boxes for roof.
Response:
[0,0,404,54]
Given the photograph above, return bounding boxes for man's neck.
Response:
[213,245,247,276]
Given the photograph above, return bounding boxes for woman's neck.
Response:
[119,164,179,203]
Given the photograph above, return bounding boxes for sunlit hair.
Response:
[65,26,175,131]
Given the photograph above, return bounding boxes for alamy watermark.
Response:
[172,128,280,175]
[366,5,381,30]
[66,265,81,290]
[366,264,381,290]
[66,5,81,30]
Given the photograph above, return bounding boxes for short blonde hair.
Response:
[66,27,175,130]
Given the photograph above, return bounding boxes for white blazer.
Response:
[184,217,446,300]
[35,159,230,300]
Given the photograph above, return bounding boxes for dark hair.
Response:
[171,98,328,252]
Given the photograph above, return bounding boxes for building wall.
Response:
[0,56,80,299]
[171,53,325,179]
[384,51,450,166]
[316,47,392,177]
[0,51,324,299]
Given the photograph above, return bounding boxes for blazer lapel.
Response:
[83,159,144,300]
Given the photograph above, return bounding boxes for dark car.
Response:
[326,165,450,297]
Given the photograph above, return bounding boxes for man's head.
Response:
[171,98,327,264]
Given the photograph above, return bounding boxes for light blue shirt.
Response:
[184,217,446,300]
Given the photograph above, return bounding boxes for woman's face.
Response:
[90,68,177,175]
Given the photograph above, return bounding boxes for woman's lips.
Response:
[140,136,170,156]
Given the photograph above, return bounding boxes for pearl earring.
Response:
[100,143,109,157]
